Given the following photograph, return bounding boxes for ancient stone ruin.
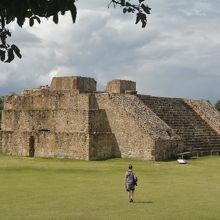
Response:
[1,76,220,160]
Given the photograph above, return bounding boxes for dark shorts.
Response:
[126,184,135,192]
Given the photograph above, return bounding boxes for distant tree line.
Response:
[0,96,4,111]
[215,100,220,112]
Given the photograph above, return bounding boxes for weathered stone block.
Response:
[89,133,120,160]
[35,132,89,159]
[50,76,96,92]
[106,80,136,94]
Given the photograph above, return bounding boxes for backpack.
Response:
[127,171,138,186]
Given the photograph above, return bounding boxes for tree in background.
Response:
[0,0,151,63]
[0,96,4,111]
[215,100,220,112]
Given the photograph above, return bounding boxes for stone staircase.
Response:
[138,95,220,156]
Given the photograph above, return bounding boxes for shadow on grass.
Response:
[133,201,153,204]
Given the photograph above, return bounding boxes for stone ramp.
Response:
[139,95,220,156]
[185,99,220,135]
[109,94,178,140]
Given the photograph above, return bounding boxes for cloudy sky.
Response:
[1,0,220,103]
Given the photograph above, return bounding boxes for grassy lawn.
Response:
[0,155,220,220]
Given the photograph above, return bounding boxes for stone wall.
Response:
[106,80,136,94]
[87,106,120,160]
[4,91,90,111]
[89,133,121,160]
[88,109,111,133]
[2,109,89,133]
[94,93,154,160]
[1,91,92,159]
[50,76,96,92]
[1,131,89,159]
[1,131,29,156]
[155,139,181,160]
[35,132,89,159]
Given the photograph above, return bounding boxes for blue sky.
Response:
[0,0,220,103]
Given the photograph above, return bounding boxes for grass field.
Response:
[0,155,220,220]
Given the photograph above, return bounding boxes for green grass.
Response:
[0,155,220,220]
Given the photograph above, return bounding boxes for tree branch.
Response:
[0,0,151,63]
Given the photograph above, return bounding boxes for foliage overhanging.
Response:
[0,0,151,63]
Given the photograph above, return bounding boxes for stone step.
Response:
[183,137,220,141]
[184,137,220,142]
[159,116,203,122]
[191,147,220,152]
[166,121,210,129]
[184,135,220,140]
[185,140,220,145]
[139,95,220,156]
[186,146,220,151]
[176,131,220,135]
[185,136,220,140]
[167,124,209,129]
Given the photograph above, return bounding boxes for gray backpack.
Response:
[127,171,137,185]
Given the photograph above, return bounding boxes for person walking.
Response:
[124,164,137,203]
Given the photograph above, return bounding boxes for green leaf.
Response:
[34,16,41,24]
[61,10,66,15]
[5,48,14,63]
[1,17,5,28]
[25,10,33,18]
[135,13,141,25]
[11,44,22,59]
[141,4,151,14]
[17,17,25,27]
[126,2,132,7]
[29,17,34,26]
[5,30,11,37]
[0,49,6,61]
[140,13,147,28]
[53,14,59,24]
[141,19,147,28]
[127,7,133,13]
[70,4,77,23]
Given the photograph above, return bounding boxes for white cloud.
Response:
[0,0,220,103]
